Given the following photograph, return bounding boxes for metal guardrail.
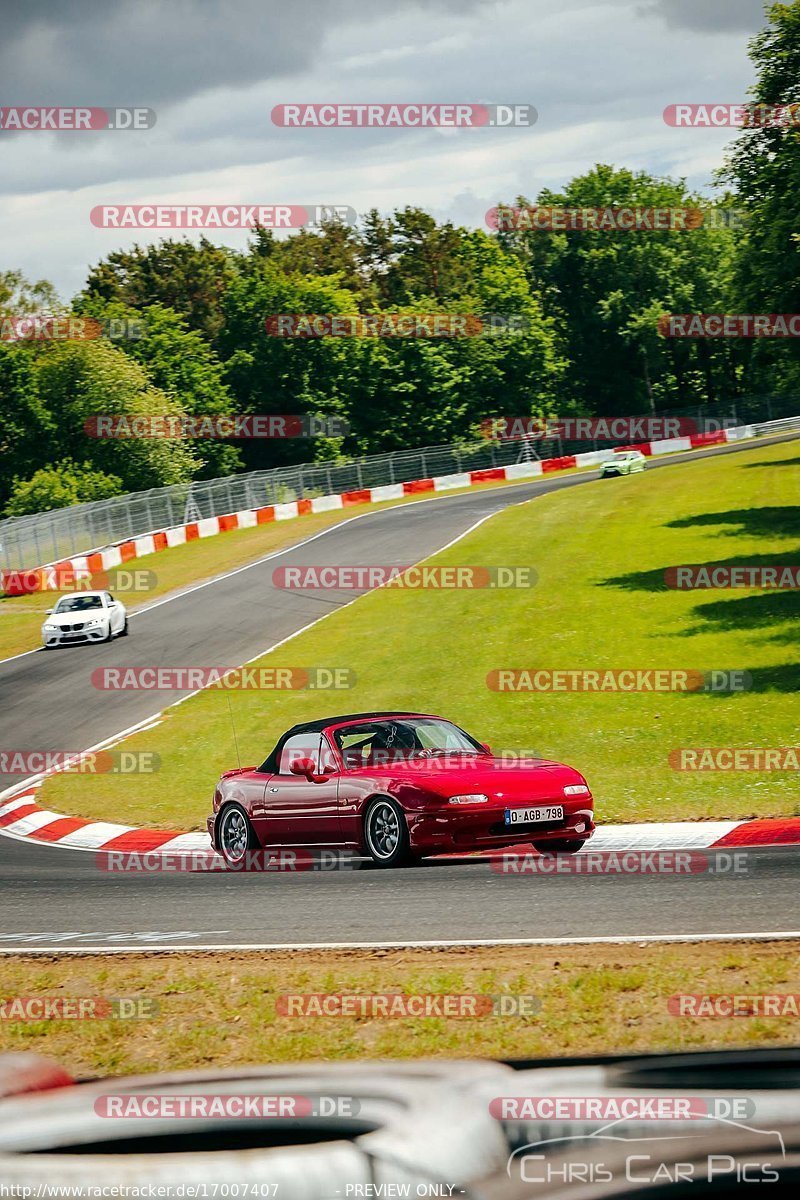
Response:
[0,396,797,571]
[752,416,800,434]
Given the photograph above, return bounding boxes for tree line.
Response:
[1,0,797,516]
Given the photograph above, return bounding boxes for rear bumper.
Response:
[407,805,595,853]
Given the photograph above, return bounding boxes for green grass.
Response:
[39,437,800,828]
[0,942,796,1077]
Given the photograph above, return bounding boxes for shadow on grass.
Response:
[602,550,800,595]
[667,506,800,539]
[742,456,800,469]
[684,590,800,634]
[674,660,800,696]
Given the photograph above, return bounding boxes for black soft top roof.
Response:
[287,711,429,736]
[258,712,439,772]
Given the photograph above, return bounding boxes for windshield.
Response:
[53,595,103,612]
[334,717,483,768]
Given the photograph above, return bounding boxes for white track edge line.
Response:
[1,431,793,667]
[1,931,799,954]
[0,510,501,807]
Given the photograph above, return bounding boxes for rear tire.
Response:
[218,804,259,868]
[533,838,587,855]
[364,797,414,868]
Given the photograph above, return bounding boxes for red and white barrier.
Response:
[0,425,754,597]
[1,777,799,858]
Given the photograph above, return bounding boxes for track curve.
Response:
[1,432,798,952]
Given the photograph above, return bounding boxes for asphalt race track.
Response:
[0,840,797,949]
[1,432,798,952]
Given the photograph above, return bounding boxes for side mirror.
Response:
[480,742,492,755]
[45,608,53,615]
[289,757,331,782]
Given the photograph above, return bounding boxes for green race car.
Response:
[599,450,648,477]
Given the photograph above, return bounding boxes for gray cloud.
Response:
[0,0,759,298]
[640,0,767,32]
[0,0,480,108]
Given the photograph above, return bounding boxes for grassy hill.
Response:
[39,438,800,828]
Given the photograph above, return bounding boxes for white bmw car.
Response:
[41,590,128,649]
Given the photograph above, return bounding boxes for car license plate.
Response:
[504,805,564,825]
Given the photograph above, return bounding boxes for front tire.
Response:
[364,797,414,868]
[218,804,259,867]
[533,838,587,854]
[119,618,129,637]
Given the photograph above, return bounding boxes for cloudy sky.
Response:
[0,0,769,300]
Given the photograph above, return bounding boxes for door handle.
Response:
[269,787,279,793]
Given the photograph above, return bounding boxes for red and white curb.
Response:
[0,426,757,596]
[2,778,799,858]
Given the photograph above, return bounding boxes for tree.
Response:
[5,459,122,516]
[218,258,358,469]
[358,207,475,305]
[0,269,60,315]
[80,238,238,344]
[270,219,363,293]
[74,299,242,479]
[720,0,800,394]
[32,340,201,492]
[0,344,56,507]
[497,165,740,415]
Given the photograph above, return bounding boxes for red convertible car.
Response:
[208,711,595,868]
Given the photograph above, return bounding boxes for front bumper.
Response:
[42,625,109,646]
[407,804,595,854]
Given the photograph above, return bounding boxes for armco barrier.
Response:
[0,425,758,596]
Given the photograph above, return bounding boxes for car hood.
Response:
[44,611,107,626]
[356,756,589,800]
